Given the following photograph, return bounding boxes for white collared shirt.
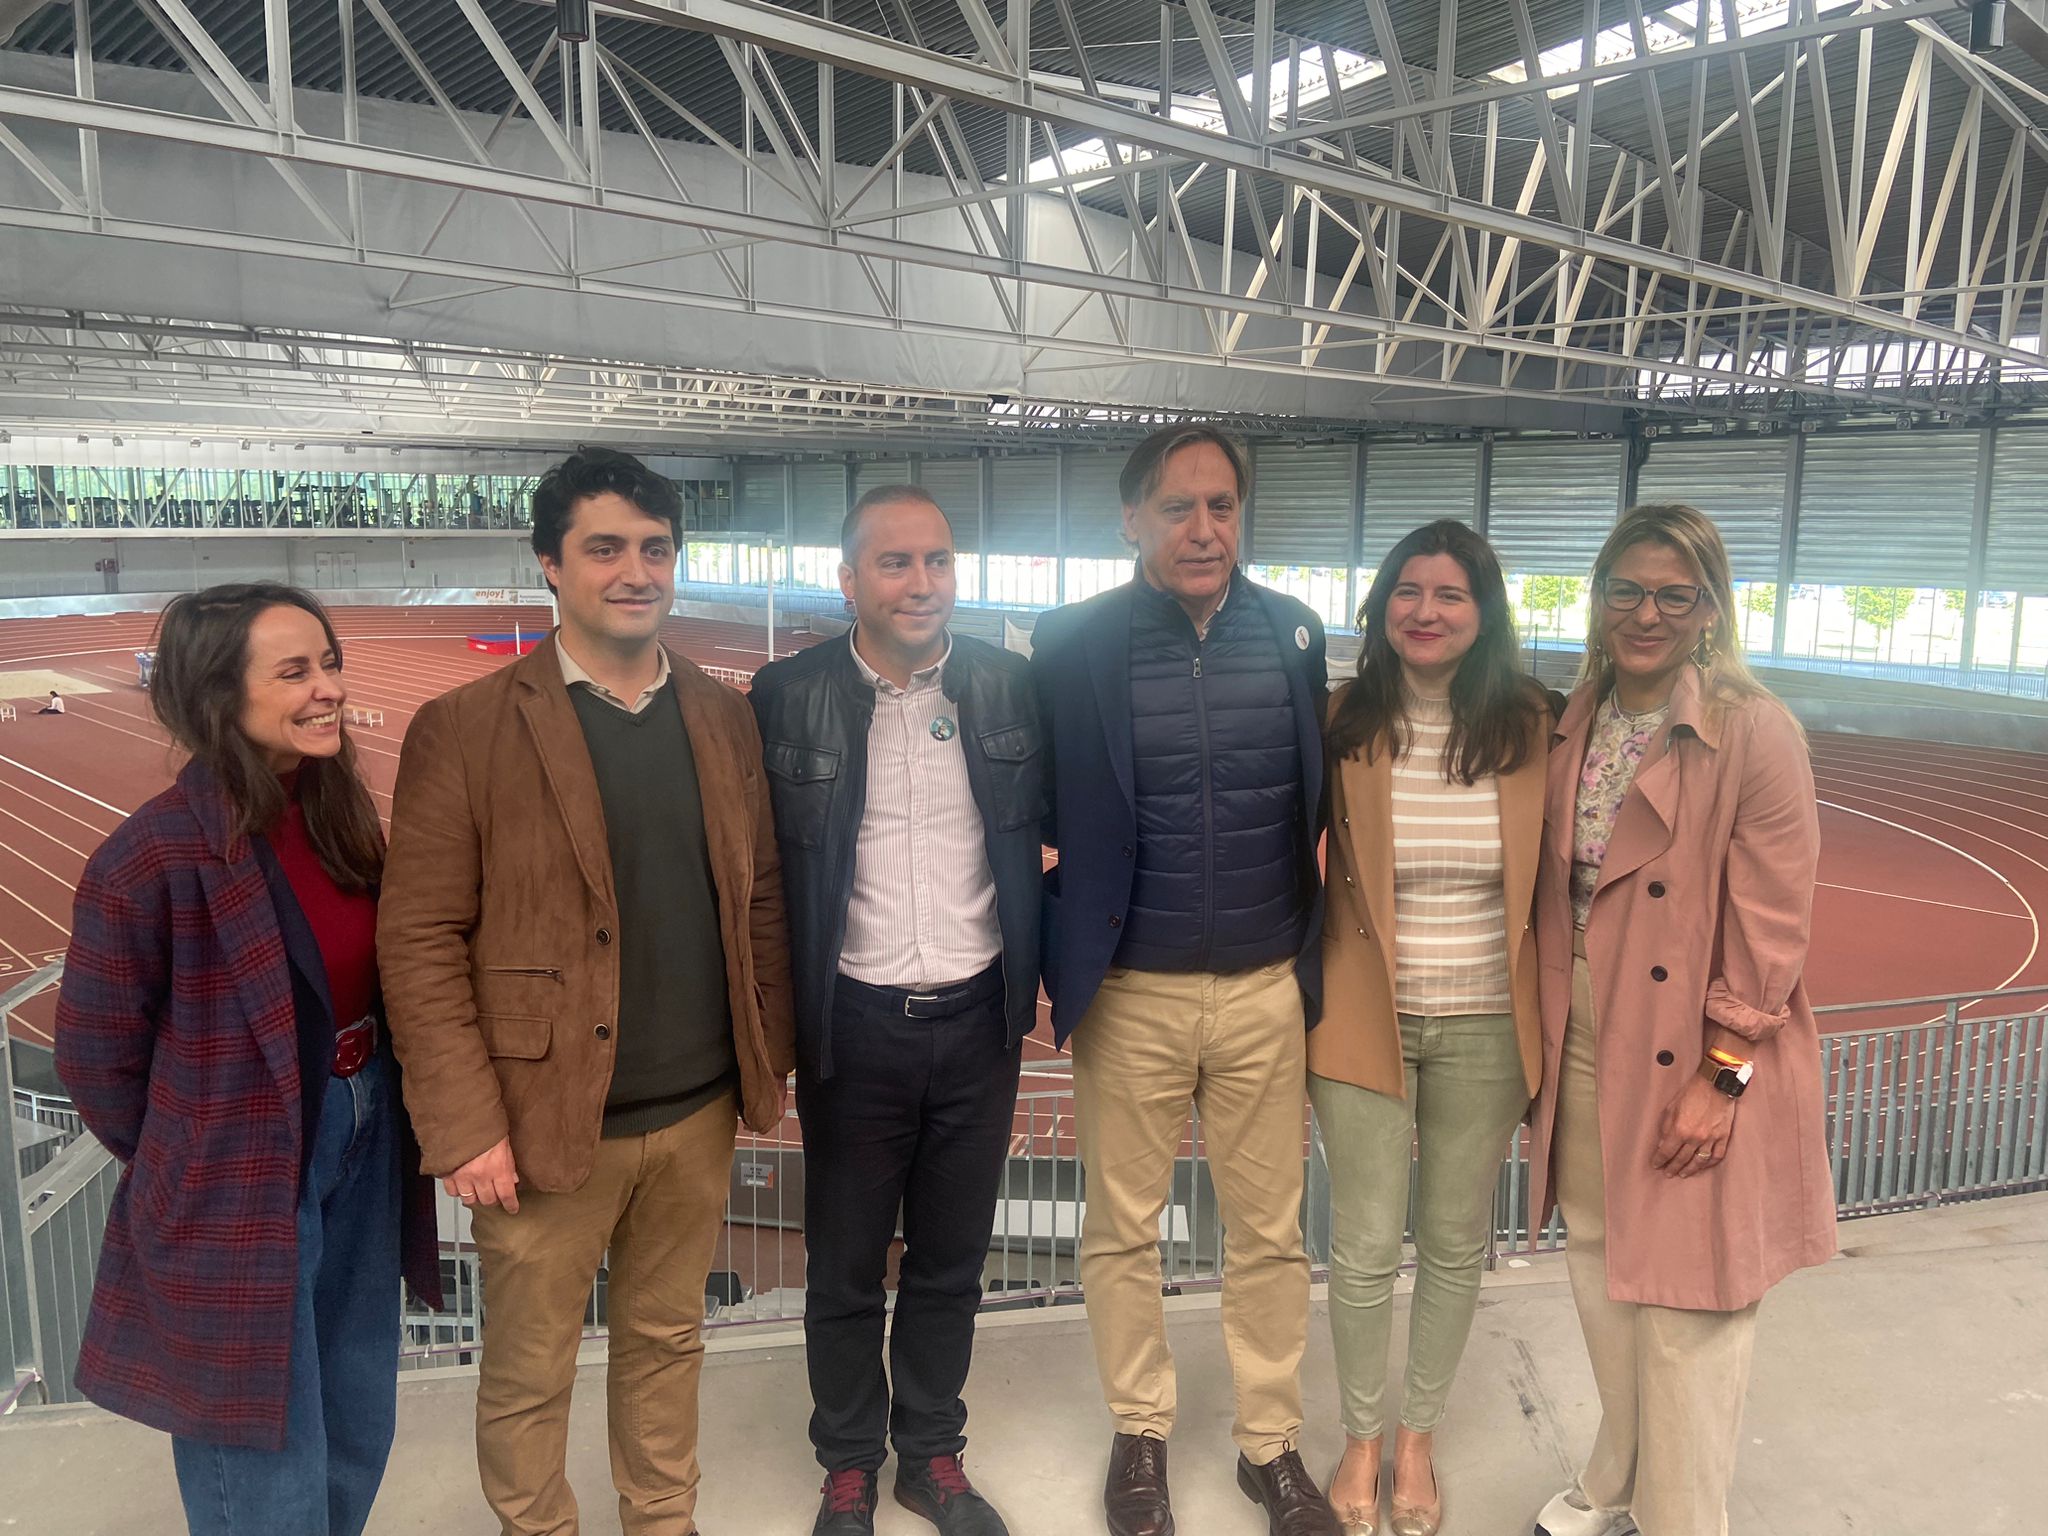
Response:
[837,628,1002,989]
[556,635,672,715]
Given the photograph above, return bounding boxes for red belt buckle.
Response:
[332,1017,376,1078]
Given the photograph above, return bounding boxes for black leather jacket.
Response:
[748,630,1045,1080]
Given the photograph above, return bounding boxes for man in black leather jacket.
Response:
[749,485,1043,1536]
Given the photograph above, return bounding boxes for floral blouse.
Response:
[1569,695,1671,928]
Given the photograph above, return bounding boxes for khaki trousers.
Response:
[1555,942,1758,1536]
[470,1093,738,1536]
[1071,961,1310,1462]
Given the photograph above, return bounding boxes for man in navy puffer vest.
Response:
[1032,425,1334,1536]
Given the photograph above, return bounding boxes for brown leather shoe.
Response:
[1237,1449,1342,1536]
[1104,1433,1174,1536]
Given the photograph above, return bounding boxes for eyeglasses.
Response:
[1599,578,1704,617]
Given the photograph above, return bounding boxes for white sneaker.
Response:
[1533,1485,1637,1536]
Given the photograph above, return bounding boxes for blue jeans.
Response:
[172,1053,404,1536]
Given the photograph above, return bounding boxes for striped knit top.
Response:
[1391,689,1513,1016]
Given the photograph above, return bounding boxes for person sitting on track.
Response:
[53,582,443,1536]
[36,690,64,715]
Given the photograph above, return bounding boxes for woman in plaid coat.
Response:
[56,584,441,1536]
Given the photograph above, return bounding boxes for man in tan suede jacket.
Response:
[379,448,794,1536]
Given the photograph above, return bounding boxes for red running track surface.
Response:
[2,611,2042,1070]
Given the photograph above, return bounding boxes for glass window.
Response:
[787,545,842,591]
[734,541,778,588]
[1508,573,1592,659]
[686,539,735,585]
[1971,590,2019,690]
[1730,581,1778,657]
[1777,584,1959,680]
[1062,557,1128,604]
[983,554,1058,608]
[1247,563,1349,628]
[2017,596,2048,696]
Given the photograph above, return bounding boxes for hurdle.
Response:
[0,704,14,723]
[702,665,756,690]
[344,705,386,728]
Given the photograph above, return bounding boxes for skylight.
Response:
[1009,0,1862,192]
[1013,46,1384,191]
[1487,0,1866,100]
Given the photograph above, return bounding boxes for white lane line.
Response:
[0,768,121,839]
[1818,797,2041,1014]
[0,630,546,668]
[1816,880,2029,920]
[1818,763,2048,846]
[0,751,132,817]
[0,799,94,861]
[50,696,182,751]
[0,877,71,939]
[1817,751,2048,806]
[0,923,37,969]
[0,834,82,908]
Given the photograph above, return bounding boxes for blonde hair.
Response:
[1581,503,1776,715]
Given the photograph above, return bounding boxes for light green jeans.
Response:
[1309,1012,1531,1439]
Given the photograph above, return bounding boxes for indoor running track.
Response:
[2,609,2043,1088]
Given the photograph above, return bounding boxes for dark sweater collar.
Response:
[1130,562,1247,636]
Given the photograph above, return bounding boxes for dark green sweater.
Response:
[569,685,735,1136]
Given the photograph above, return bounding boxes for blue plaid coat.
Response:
[55,761,441,1449]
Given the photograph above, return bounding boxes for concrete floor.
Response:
[5,1193,2044,1536]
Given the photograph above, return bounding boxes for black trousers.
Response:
[797,969,1022,1472]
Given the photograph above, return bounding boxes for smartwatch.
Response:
[1698,1048,1754,1099]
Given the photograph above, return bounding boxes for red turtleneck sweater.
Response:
[270,776,377,1028]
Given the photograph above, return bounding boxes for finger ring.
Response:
[1694,1150,1711,1159]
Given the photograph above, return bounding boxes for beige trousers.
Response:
[1071,960,1311,1462]
[470,1093,738,1536]
[1554,942,1758,1536]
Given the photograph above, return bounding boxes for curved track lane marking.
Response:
[1815,881,2029,919]
[1816,797,2041,1018]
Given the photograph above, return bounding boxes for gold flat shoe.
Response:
[1326,1459,1379,1536]
[1387,1455,1440,1536]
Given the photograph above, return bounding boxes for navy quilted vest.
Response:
[1116,574,1305,972]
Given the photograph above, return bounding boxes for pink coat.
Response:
[1528,669,1838,1310]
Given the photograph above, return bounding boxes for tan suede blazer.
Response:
[378,635,795,1191]
[1310,682,1548,1100]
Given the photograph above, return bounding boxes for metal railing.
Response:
[3,963,66,1410]
[9,966,2048,1405]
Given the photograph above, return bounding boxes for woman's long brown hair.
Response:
[1328,519,1545,782]
[149,584,384,890]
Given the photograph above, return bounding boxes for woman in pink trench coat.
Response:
[1529,505,1836,1536]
